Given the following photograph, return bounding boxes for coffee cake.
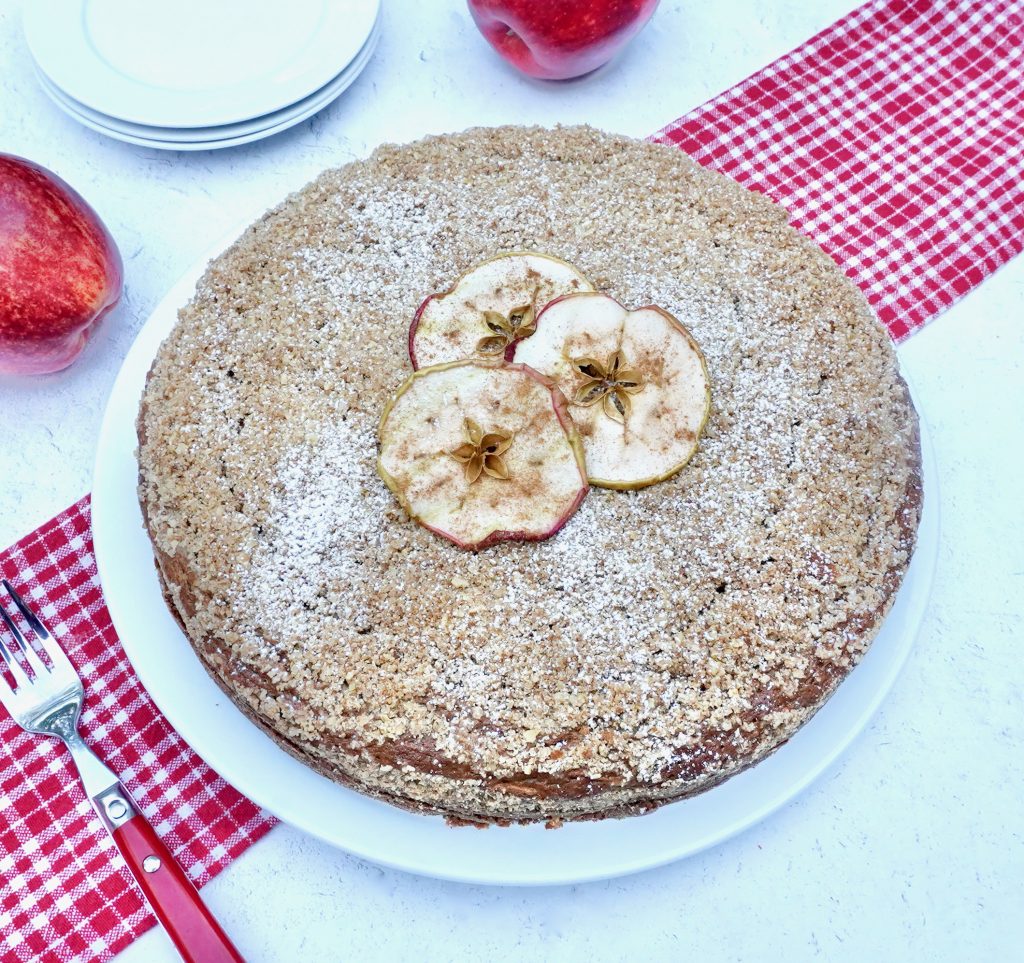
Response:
[137,125,921,824]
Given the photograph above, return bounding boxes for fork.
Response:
[0,578,244,963]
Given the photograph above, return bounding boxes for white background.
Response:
[1,1,1022,960]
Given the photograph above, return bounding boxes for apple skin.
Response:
[0,154,123,375]
[408,292,433,370]
[467,0,659,80]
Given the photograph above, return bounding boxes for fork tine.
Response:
[2,579,69,673]
[3,579,53,640]
[0,601,28,649]
[0,625,31,689]
[0,601,49,676]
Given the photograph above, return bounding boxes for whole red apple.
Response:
[0,154,122,375]
[468,0,659,80]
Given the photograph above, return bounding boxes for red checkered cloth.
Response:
[653,0,1024,341]
[4,1,1024,960]
[0,499,275,963]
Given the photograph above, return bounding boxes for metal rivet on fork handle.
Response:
[143,855,162,873]
[95,785,136,831]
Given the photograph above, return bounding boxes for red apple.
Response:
[467,0,659,80]
[0,154,122,375]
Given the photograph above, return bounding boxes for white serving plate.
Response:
[92,228,938,885]
[32,15,380,152]
[24,0,380,129]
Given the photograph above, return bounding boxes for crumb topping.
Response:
[138,126,920,816]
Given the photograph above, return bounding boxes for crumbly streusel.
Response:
[137,126,921,824]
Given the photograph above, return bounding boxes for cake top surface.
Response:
[138,125,920,785]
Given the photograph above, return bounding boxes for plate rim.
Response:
[92,223,938,886]
[24,0,380,128]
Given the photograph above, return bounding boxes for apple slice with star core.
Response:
[409,252,593,370]
[512,292,711,490]
[378,360,589,550]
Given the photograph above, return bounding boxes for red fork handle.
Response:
[111,814,245,963]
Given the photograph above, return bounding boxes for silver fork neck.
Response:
[35,700,119,799]
[64,724,139,831]
[65,728,120,800]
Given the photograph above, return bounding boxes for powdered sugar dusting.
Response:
[240,415,390,647]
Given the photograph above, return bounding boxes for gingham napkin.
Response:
[2,1,1023,960]
[652,0,1024,340]
[0,501,274,962]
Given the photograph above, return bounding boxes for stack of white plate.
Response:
[24,0,381,150]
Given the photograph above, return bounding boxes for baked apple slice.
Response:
[409,252,594,369]
[512,292,711,490]
[378,360,589,550]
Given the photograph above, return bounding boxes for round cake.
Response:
[137,126,922,825]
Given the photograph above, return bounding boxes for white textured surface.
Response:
[0,1,1021,960]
